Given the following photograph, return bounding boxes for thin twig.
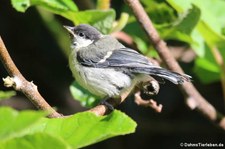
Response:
[134,77,161,112]
[134,91,162,113]
[124,0,225,130]
[211,46,225,105]
[0,37,62,118]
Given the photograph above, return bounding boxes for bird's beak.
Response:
[63,25,74,36]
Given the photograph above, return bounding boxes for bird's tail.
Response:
[133,67,191,84]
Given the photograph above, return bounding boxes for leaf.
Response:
[194,60,220,84]
[195,58,220,73]
[26,110,137,148]
[0,91,16,100]
[71,9,116,34]
[193,4,225,83]
[10,0,30,12]
[167,0,225,83]
[11,0,115,34]
[160,5,200,44]
[193,22,225,83]
[11,0,78,23]
[0,107,136,148]
[0,133,70,149]
[125,0,176,41]
[141,0,176,24]
[0,107,47,141]
[70,81,100,108]
[173,5,200,35]
[167,0,225,34]
[11,0,78,13]
[190,29,205,57]
[133,36,148,54]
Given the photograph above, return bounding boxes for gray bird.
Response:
[64,24,191,106]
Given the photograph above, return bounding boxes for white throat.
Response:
[72,34,94,49]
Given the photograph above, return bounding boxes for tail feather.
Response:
[133,67,191,84]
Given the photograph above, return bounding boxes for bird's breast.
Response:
[69,54,132,98]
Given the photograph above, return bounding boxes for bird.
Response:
[64,24,191,108]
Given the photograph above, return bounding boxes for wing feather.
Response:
[77,47,191,84]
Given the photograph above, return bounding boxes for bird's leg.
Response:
[99,90,133,112]
[99,97,115,111]
[89,97,119,116]
[90,77,161,116]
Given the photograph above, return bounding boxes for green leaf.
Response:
[28,110,137,148]
[167,0,225,35]
[71,9,116,34]
[11,0,78,23]
[193,22,225,83]
[160,5,200,44]
[11,0,78,13]
[125,0,176,42]
[133,36,148,54]
[173,5,200,35]
[0,107,136,148]
[190,29,205,57]
[0,91,16,100]
[0,133,70,149]
[194,59,220,84]
[0,107,47,141]
[141,0,176,24]
[70,81,100,108]
[192,6,225,83]
[11,1,115,34]
[167,0,225,83]
[10,0,30,12]
[195,58,220,73]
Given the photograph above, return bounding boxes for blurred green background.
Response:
[0,0,224,148]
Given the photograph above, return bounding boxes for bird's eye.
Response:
[78,32,85,37]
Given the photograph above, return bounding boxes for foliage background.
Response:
[0,0,224,148]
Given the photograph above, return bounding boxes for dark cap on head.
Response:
[73,24,102,41]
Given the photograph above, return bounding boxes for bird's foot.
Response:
[99,99,114,111]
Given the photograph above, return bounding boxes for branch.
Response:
[211,46,225,105]
[124,0,225,130]
[0,37,62,118]
[134,91,162,113]
[89,98,120,116]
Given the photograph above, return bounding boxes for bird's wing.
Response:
[77,47,153,68]
[77,47,191,84]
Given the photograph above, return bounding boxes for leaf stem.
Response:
[111,13,129,33]
[97,0,111,10]
[211,46,225,105]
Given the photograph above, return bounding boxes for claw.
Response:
[99,99,114,111]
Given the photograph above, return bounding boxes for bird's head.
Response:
[64,24,102,49]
